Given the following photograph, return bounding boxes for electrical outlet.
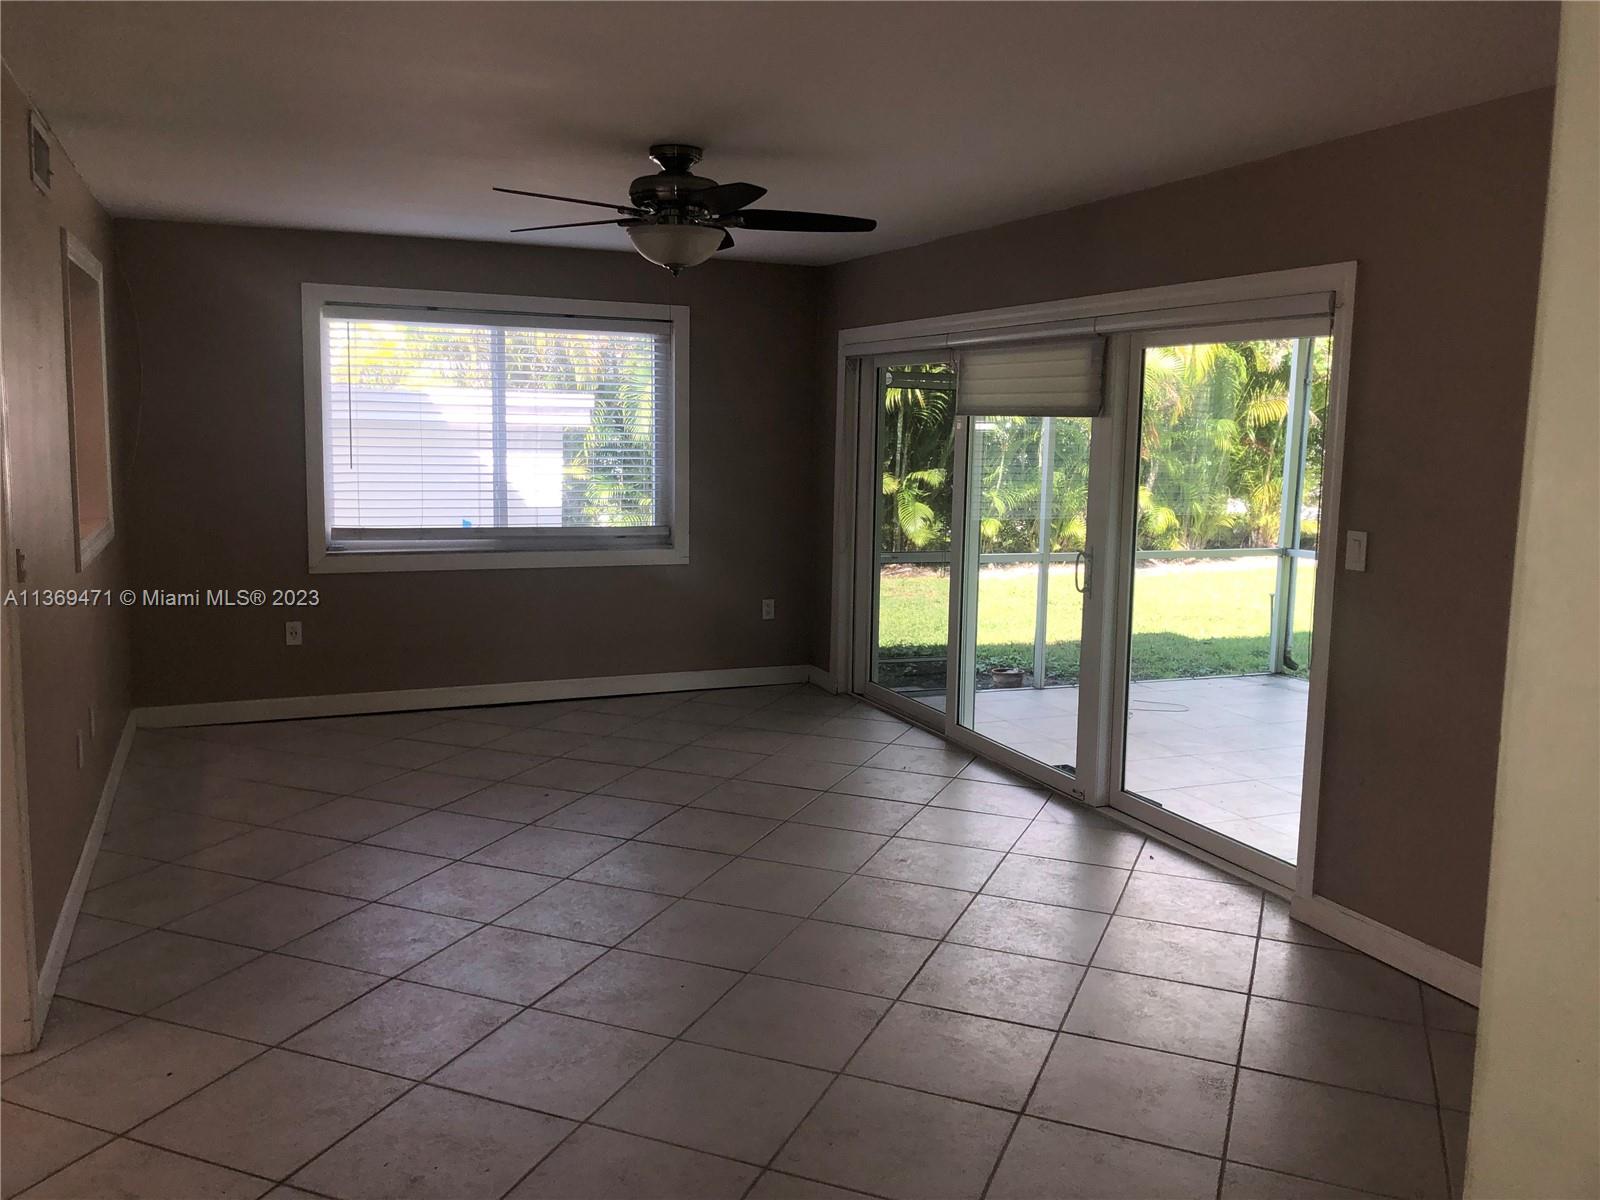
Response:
[761,598,776,620]
[75,731,85,769]
[1345,530,1369,572]
[285,620,304,646]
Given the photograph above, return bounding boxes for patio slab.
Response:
[918,675,1307,863]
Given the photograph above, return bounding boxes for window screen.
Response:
[320,305,673,551]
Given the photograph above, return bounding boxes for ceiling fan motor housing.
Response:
[630,143,719,213]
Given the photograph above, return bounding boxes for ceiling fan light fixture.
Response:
[499,145,876,272]
[625,221,724,274]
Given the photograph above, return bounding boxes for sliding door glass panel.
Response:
[870,362,956,709]
[1285,337,1331,674]
[1286,557,1317,673]
[960,414,1093,773]
[1122,336,1327,864]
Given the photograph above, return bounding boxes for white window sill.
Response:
[309,543,691,574]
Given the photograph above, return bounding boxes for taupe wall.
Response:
[818,90,1555,964]
[1,66,135,950]
[115,222,824,707]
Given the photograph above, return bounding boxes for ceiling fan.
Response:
[496,144,877,274]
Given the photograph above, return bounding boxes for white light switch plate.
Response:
[1345,530,1368,572]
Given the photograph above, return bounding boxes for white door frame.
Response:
[830,262,1358,903]
[849,354,960,724]
[1105,316,1341,891]
[0,369,40,1053]
[948,398,1123,800]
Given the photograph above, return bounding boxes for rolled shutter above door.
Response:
[956,337,1105,417]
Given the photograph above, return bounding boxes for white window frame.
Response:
[302,283,690,573]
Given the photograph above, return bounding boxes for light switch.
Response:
[1345,530,1368,572]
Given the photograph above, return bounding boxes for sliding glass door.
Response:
[954,413,1105,778]
[864,358,956,714]
[851,308,1337,884]
[1110,328,1329,875]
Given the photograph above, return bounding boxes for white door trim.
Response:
[0,371,39,1053]
[1104,316,1346,893]
[837,267,1340,352]
[1295,266,1358,898]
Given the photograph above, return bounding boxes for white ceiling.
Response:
[2,2,1558,265]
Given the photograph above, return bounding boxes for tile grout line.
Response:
[13,879,527,1195]
[105,747,1299,910]
[395,719,877,1200]
[746,806,1028,1199]
[976,834,1145,1200]
[20,685,1462,1199]
[21,762,750,1200]
[263,923,664,1197]
[3,1127,280,1200]
[46,820,1444,1101]
[1213,888,1267,1199]
[468,727,889,1200]
[16,922,1457,1160]
[51,740,1441,1094]
[0,1034,1433,1200]
[90,857,1363,1004]
[1420,979,1459,1200]
[10,968,1453,1127]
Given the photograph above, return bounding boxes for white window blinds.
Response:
[956,337,1106,417]
[320,305,673,549]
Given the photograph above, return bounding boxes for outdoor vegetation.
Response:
[876,558,1317,684]
[875,339,1328,688]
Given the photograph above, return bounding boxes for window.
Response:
[63,235,114,568]
[303,285,689,571]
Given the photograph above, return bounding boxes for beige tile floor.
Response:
[1,684,1472,1200]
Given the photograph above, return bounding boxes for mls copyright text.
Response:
[2,588,321,608]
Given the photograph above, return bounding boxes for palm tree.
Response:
[1138,342,1245,549]
[1136,338,1305,551]
[878,366,956,551]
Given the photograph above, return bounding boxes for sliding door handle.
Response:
[1074,547,1092,596]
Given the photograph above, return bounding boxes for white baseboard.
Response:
[803,665,842,693]
[136,664,825,729]
[1290,893,1482,1005]
[33,713,136,1029]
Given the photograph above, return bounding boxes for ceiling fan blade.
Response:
[728,208,877,232]
[697,182,767,215]
[509,218,628,233]
[494,186,642,215]
[718,229,735,251]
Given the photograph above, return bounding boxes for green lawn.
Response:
[876,559,1316,686]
